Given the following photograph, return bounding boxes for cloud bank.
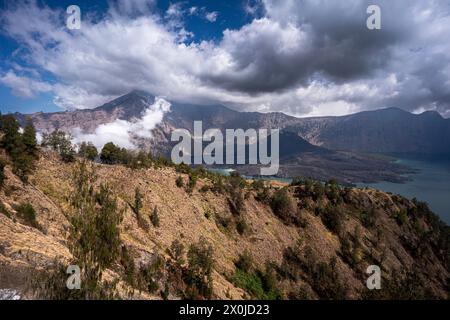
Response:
[71,97,171,150]
[1,0,450,117]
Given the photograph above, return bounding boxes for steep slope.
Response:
[0,149,448,300]
[289,108,450,154]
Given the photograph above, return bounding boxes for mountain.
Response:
[11,91,449,183]
[288,107,450,154]
[0,149,448,299]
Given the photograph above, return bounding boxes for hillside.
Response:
[0,148,448,300]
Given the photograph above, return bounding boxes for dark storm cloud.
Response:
[203,0,416,92]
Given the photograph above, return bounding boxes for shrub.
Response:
[251,179,265,190]
[204,207,213,220]
[139,253,165,294]
[395,210,409,226]
[168,239,185,266]
[235,251,253,272]
[185,174,198,194]
[175,176,184,188]
[255,186,271,204]
[16,202,40,230]
[270,189,300,225]
[236,218,249,235]
[325,179,342,204]
[120,245,135,286]
[186,237,214,299]
[0,158,6,188]
[215,214,232,233]
[360,209,377,229]
[320,205,345,235]
[232,264,281,300]
[151,206,160,227]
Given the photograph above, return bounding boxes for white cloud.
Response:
[205,11,218,22]
[71,97,171,150]
[0,71,52,98]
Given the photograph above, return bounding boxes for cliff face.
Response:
[0,149,448,300]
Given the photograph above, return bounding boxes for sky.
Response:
[0,0,450,118]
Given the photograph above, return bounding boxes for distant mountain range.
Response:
[12,90,450,183]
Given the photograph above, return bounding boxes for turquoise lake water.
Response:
[357,156,450,225]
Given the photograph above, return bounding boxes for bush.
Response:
[175,176,184,188]
[0,158,6,188]
[235,251,253,272]
[151,206,160,227]
[270,189,301,225]
[280,245,348,299]
[395,210,409,226]
[138,253,165,294]
[320,205,345,235]
[360,209,377,229]
[120,245,136,286]
[16,202,40,230]
[255,186,271,204]
[186,237,214,299]
[232,263,281,300]
[168,239,185,266]
[236,218,249,235]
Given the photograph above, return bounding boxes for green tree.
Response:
[22,118,38,158]
[100,142,123,164]
[0,114,22,155]
[42,130,75,162]
[133,187,143,217]
[78,142,98,161]
[0,115,35,182]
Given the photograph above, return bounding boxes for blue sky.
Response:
[1,0,450,117]
[0,0,255,113]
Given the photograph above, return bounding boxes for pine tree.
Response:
[78,141,98,161]
[0,115,22,156]
[22,118,38,158]
[0,115,35,182]
[133,187,143,217]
